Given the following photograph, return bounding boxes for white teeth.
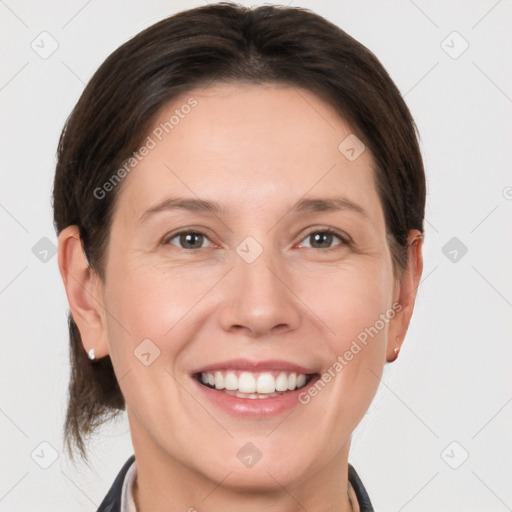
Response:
[214,371,225,390]
[275,372,289,392]
[256,373,275,394]
[199,370,310,394]
[238,372,256,393]
[224,389,282,399]
[224,372,238,391]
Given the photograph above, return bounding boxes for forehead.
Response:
[115,83,381,222]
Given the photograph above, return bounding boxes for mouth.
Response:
[194,369,315,399]
[190,359,320,416]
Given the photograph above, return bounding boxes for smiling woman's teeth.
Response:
[200,371,308,398]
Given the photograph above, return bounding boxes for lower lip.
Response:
[193,375,319,417]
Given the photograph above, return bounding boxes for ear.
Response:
[57,225,109,359]
[386,229,424,362]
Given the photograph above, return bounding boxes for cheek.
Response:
[295,263,392,417]
[100,261,206,420]
[102,258,224,363]
[329,289,392,358]
[295,260,393,350]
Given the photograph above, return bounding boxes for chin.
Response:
[197,442,316,491]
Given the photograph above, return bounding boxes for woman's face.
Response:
[98,83,407,488]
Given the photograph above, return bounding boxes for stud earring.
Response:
[88,348,96,360]
[387,338,400,362]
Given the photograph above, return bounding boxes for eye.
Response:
[166,231,211,249]
[298,229,347,249]
[164,229,348,251]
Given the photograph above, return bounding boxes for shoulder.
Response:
[96,455,136,512]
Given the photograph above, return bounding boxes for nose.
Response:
[218,250,302,338]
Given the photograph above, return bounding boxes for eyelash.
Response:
[163,228,350,251]
[297,228,350,250]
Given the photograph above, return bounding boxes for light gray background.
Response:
[1,1,511,510]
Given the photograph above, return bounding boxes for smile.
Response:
[197,370,312,399]
[191,359,320,416]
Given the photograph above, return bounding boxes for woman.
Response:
[54,3,425,511]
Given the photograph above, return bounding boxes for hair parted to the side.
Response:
[53,2,426,462]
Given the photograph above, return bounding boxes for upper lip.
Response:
[192,358,317,375]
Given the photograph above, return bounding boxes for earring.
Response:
[387,347,400,362]
[388,339,400,362]
[88,348,96,360]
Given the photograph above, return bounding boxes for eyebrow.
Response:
[293,197,368,218]
[138,195,368,223]
[139,197,224,223]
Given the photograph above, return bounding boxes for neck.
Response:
[132,462,354,512]
[128,413,355,512]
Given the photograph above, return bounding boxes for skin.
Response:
[58,83,423,512]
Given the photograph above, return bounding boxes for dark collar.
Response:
[96,454,135,512]
[348,463,375,511]
[96,455,374,512]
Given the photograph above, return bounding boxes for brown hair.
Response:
[53,2,425,462]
